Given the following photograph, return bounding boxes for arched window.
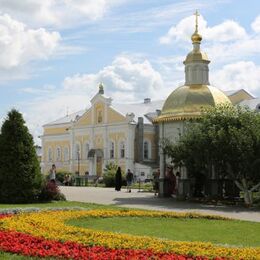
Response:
[48,148,52,162]
[110,141,114,159]
[74,143,81,160]
[119,141,125,158]
[84,143,90,159]
[56,147,61,161]
[143,141,149,160]
[64,147,69,161]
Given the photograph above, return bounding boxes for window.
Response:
[64,147,69,161]
[119,141,125,158]
[75,143,81,160]
[84,143,90,159]
[110,141,114,159]
[144,141,149,160]
[48,148,52,162]
[56,147,61,161]
[97,110,102,123]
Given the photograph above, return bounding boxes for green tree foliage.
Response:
[0,109,42,203]
[103,163,118,187]
[163,104,260,205]
[103,163,126,187]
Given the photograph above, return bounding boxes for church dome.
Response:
[154,84,231,122]
[191,32,202,43]
[184,50,209,64]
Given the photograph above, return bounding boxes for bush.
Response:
[103,163,126,187]
[38,181,66,202]
[103,172,116,187]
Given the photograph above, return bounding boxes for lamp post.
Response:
[77,149,80,175]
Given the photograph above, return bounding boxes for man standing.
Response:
[126,169,134,193]
[49,164,56,183]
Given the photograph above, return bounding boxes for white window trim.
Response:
[63,146,70,162]
[84,142,90,160]
[109,141,115,159]
[56,146,62,162]
[143,139,151,160]
[48,147,53,162]
[118,140,126,159]
[74,142,81,160]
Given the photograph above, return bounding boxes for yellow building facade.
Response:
[41,85,161,178]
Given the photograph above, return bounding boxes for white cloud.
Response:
[251,15,260,33]
[0,0,123,28]
[63,55,164,101]
[160,15,247,44]
[0,14,60,69]
[205,20,247,42]
[211,61,260,93]
[205,36,260,64]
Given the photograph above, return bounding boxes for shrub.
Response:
[103,163,126,187]
[38,181,66,202]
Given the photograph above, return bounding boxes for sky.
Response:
[0,0,259,144]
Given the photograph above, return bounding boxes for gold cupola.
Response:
[154,11,231,123]
[184,10,209,66]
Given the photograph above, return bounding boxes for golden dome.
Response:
[184,49,209,64]
[154,85,231,123]
[191,32,202,43]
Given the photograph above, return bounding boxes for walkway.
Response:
[60,186,260,222]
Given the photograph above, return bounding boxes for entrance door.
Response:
[96,156,102,177]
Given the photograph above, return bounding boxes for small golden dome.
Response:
[191,32,202,43]
[184,50,209,64]
[154,85,231,123]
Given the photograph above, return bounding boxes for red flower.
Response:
[0,230,228,260]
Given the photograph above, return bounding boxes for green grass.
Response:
[0,252,55,259]
[68,216,260,247]
[0,201,114,210]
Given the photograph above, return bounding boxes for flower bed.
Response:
[0,210,259,260]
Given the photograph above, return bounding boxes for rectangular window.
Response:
[110,149,114,159]
[120,149,125,158]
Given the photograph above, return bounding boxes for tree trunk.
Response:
[234,179,253,207]
[243,189,253,206]
[227,165,258,207]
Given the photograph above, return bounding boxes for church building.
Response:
[41,11,259,187]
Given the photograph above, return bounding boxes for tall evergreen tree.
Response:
[0,109,42,203]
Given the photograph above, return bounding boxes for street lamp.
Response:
[77,149,80,175]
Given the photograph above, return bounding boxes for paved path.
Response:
[60,186,260,222]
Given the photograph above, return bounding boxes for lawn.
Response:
[0,201,94,209]
[68,216,260,247]
[0,252,55,260]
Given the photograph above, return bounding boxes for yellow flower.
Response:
[0,209,259,260]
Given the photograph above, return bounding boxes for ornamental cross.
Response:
[194,10,200,32]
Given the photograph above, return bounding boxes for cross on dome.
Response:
[191,10,202,44]
[194,10,200,33]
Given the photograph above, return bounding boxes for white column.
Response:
[69,126,75,173]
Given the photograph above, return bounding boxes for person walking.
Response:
[126,169,134,193]
[115,166,122,191]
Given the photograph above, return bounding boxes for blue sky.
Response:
[0,0,259,143]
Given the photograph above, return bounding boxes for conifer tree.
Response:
[0,109,42,203]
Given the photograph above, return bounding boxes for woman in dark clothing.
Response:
[115,166,122,191]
